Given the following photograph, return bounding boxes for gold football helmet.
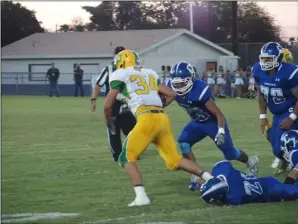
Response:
[114,49,140,70]
[282,48,293,63]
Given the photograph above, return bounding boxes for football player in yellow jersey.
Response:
[104,50,214,206]
[282,48,293,63]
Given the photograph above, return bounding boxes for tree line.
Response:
[1,1,289,48]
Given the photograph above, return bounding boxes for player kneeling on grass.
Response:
[165,62,259,191]
[104,50,215,207]
[200,160,298,205]
[265,122,291,175]
[281,130,298,184]
[253,42,298,176]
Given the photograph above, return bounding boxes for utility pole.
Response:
[189,2,193,33]
[232,1,238,55]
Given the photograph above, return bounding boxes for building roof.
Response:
[2,29,234,59]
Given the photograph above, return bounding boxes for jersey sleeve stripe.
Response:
[96,67,109,87]
[198,85,209,100]
[288,68,298,80]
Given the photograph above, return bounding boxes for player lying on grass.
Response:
[104,50,215,207]
[281,130,298,184]
[165,62,259,191]
[200,160,298,205]
[252,42,298,175]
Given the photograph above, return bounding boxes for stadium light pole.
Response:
[189,2,194,33]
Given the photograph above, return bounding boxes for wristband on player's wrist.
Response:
[259,114,267,119]
[289,113,297,121]
[90,98,96,101]
[218,127,225,134]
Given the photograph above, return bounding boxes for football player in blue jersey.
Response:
[200,160,298,205]
[252,42,298,173]
[281,130,298,184]
[165,62,259,191]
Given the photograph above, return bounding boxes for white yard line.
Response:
[82,207,214,224]
[1,212,79,223]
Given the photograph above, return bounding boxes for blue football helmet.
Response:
[259,42,284,71]
[281,129,298,161]
[200,177,229,205]
[170,62,195,95]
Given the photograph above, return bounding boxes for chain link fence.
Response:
[1,73,97,96]
[1,72,170,96]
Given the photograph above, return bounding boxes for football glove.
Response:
[215,127,225,145]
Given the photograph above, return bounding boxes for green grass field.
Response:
[2,96,298,224]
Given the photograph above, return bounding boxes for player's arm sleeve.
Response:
[110,80,125,90]
[251,65,260,86]
[96,67,109,87]
[197,83,212,104]
[109,70,125,91]
[288,66,298,91]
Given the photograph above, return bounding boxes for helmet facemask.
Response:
[171,77,193,96]
[281,133,297,162]
[259,55,280,71]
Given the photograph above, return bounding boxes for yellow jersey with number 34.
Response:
[109,66,162,115]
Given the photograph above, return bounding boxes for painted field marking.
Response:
[82,207,215,224]
[1,212,79,223]
[138,223,185,224]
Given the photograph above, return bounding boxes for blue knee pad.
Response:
[224,148,241,160]
[179,143,191,154]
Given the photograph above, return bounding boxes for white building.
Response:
[1,29,238,95]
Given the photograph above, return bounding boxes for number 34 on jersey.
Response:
[130,74,159,95]
[108,67,163,114]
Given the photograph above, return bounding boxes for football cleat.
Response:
[189,181,201,191]
[247,155,259,176]
[273,159,291,176]
[271,157,280,169]
[128,195,150,207]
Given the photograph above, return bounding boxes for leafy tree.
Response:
[59,24,70,32]
[1,1,44,47]
[77,1,280,43]
[82,2,116,31]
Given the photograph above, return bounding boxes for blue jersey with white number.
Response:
[212,161,270,205]
[252,62,298,115]
[167,79,217,123]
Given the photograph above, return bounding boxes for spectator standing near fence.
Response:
[228,70,236,98]
[204,68,216,97]
[216,65,226,98]
[234,68,244,99]
[165,65,171,84]
[160,65,166,83]
[46,63,60,97]
[74,63,84,97]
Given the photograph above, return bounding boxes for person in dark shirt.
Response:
[90,46,137,162]
[74,63,84,97]
[46,63,60,97]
